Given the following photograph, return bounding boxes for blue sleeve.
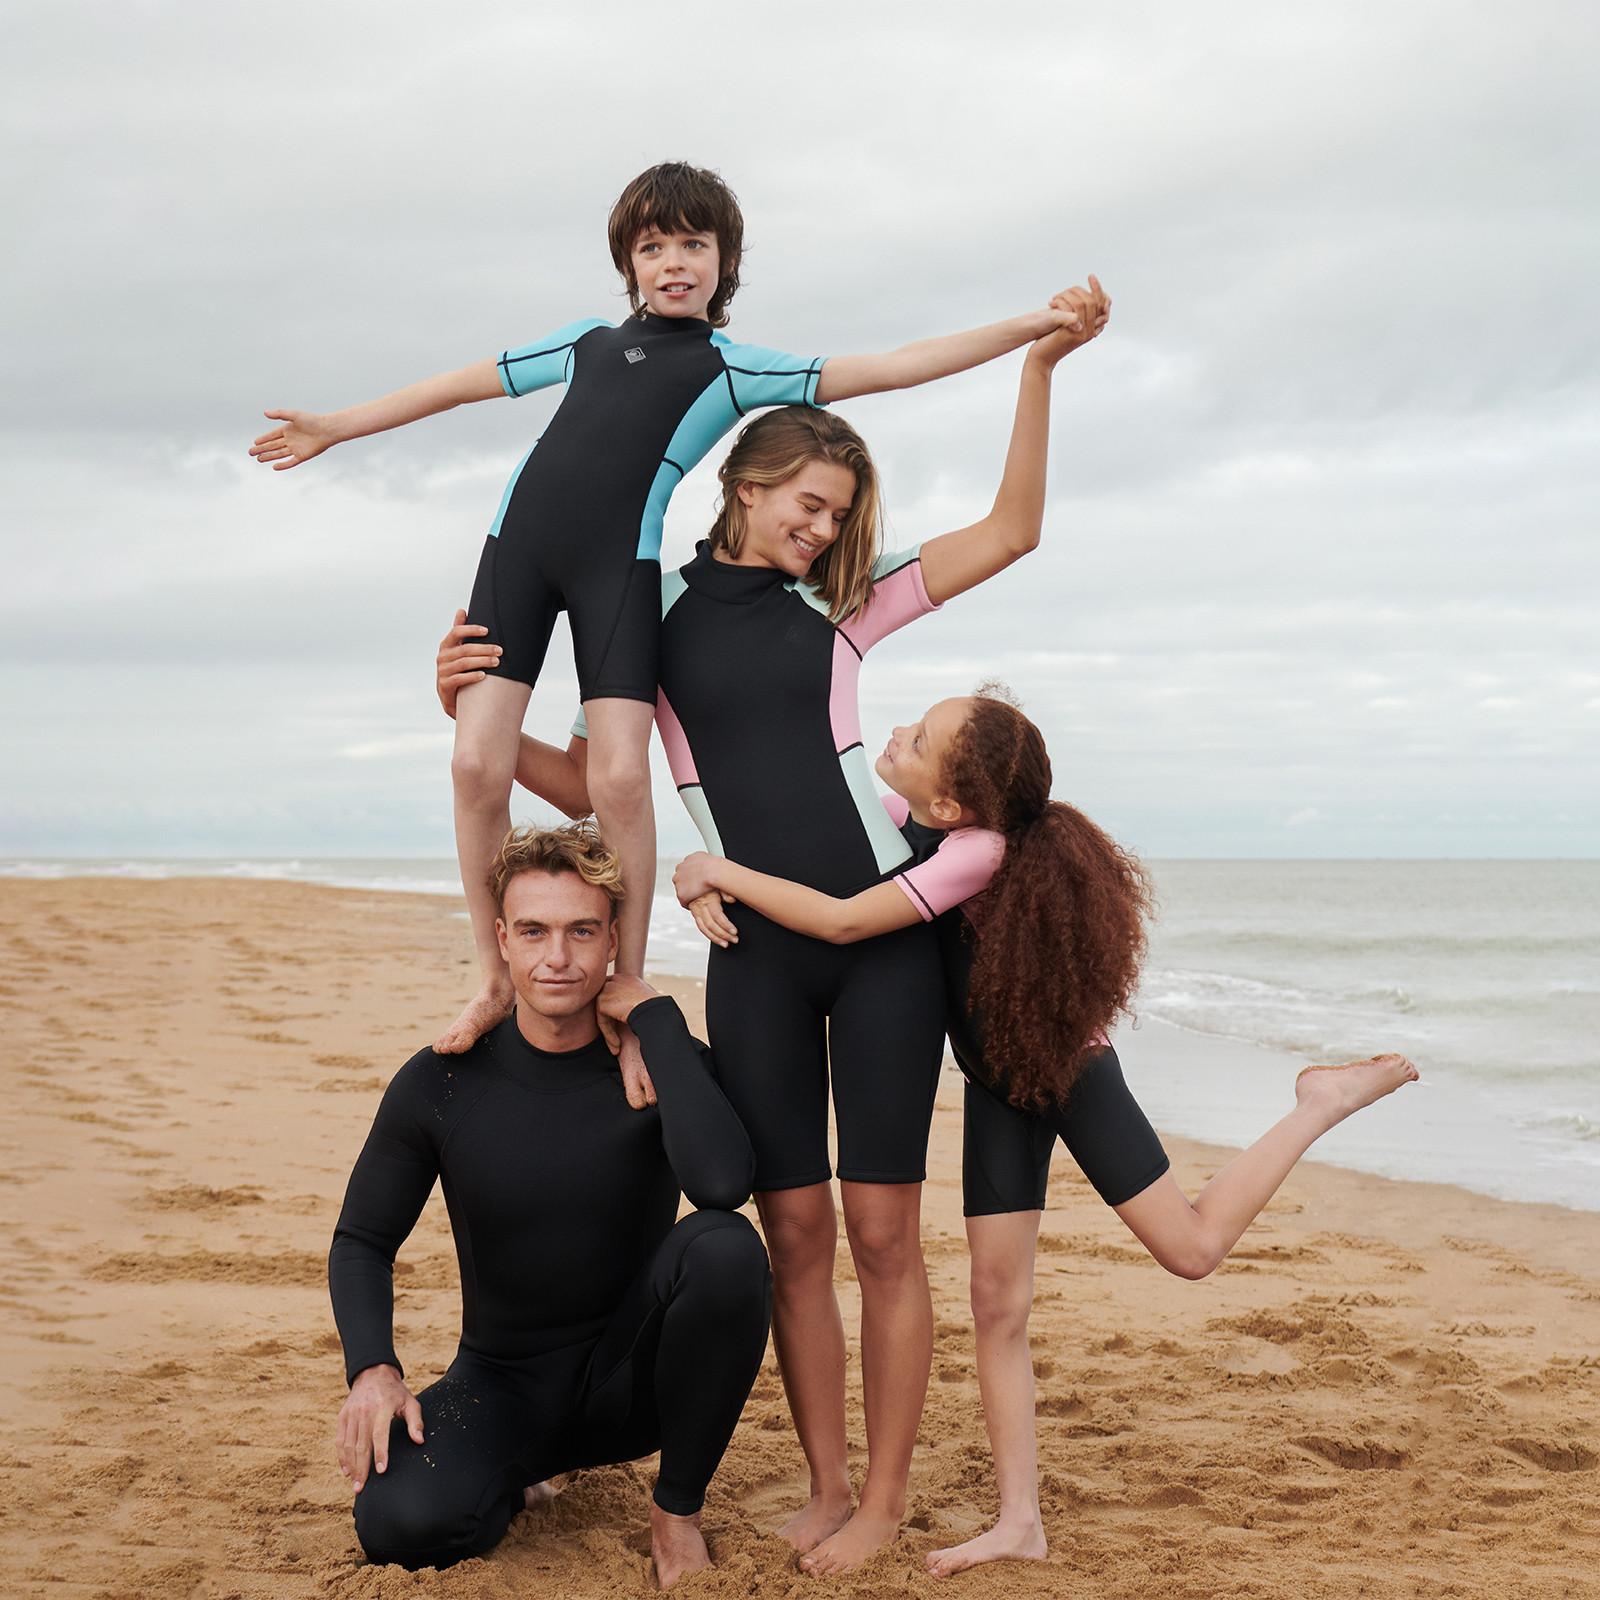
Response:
[498,317,609,398]
[718,340,828,413]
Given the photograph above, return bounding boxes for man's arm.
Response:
[327,1053,441,1490]
[813,285,1102,404]
[250,360,504,470]
[600,980,756,1210]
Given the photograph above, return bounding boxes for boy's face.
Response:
[631,226,720,320]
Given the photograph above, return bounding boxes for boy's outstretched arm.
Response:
[918,277,1110,606]
[813,280,1111,404]
[251,359,504,470]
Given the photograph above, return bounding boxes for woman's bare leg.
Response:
[925,1211,1049,1578]
[755,1184,853,1553]
[437,674,532,1052]
[801,1181,932,1576]
[1115,1052,1420,1278]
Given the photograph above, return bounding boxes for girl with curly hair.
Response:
[672,686,1419,1577]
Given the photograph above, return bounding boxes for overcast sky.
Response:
[3,0,1595,859]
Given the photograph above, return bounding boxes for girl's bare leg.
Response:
[801,1181,932,1577]
[755,1184,853,1553]
[925,1211,1049,1578]
[437,674,532,1053]
[1114,1052,1419,1278]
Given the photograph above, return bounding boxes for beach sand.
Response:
[2,878,1596,1599]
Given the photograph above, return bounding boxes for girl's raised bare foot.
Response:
[435,980,514,1054]
[799,1507,901,1576]
[1295,1051,1419,1126]
[777,1490,852,1555]
[925,1516,1047,1578]
[650,1503,711,1589]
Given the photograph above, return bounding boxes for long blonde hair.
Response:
[709,408,883,623]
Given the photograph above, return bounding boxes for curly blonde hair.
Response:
[489,822,625,920]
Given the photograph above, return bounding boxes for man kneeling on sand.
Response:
[327,823,771,1586]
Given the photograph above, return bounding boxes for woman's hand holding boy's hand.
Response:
[436,610,502,718]
[250,409,341,470]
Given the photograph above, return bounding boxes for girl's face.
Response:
[631,226,720,321]
[731,460,856,578]
[875,697,976,827]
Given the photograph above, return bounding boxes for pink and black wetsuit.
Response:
[657,540,947,1191]
[884,795,1172,1216]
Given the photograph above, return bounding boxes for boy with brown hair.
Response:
[251,160,1092,1083]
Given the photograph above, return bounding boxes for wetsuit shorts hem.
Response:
[579,683,660,708]
[1097,1154,1172,1210]
[753,1165,834,1194]
[835,1164,926,1186]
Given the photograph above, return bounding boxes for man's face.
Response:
[495,870,617,1020]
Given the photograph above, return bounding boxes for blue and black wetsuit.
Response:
[652,541,948,1190]
[469,315,825,703]
[328,997,771,1570]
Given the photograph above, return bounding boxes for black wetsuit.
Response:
[895,812,1172,1216]
[470,316,825,703]
[652,543,948,1190]
[328,996,771,1570]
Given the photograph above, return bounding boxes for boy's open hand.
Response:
[1034,276,1111,366]
[250,409,339,470]
[436,610,503,718]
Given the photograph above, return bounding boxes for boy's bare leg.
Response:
[438,674,532,1053]
[926,1212,1048,1578]
[801,1181,932,1576]
[754,1185,853,1553]
[581,698,658,1102]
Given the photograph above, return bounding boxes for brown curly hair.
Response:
[942,685,1153,1110]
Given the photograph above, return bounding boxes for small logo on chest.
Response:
[624,347,646,364]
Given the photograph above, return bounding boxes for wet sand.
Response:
[1,877,1596,1598]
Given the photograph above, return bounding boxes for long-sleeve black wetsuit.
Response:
[328,995,771,1570]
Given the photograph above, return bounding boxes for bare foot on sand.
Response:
[523,1479,558,1510]
[650,1504,711,1589]
[435,980,514,1054]
[925,1517,1047,1578]
[1296,1052,1419,1127]
[777,1491,852,1555]
[799,1507,900,1576]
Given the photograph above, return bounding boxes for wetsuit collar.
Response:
[491,1014,617,1091]
[682,539,792,603]
[636,311,713,336]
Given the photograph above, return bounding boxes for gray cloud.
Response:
[4,0,1596,858]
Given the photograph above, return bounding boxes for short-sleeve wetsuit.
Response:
[641,541,949,1188]
[883,795,1172,1216]
[328,996,771,1570]
[470,315,826,703]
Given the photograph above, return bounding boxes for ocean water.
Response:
[6,855,1596,1211]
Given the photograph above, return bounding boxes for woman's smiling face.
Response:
[732,459,857,577]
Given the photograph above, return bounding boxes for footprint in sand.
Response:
[1497,1435,1599,1472]
[1293,1434,1408,1470]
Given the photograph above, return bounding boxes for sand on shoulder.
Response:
[1,877,1596,1599]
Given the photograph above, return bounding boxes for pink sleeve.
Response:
[838,547,940,655]
[891,828,1005,922]
[879,793,910,827]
